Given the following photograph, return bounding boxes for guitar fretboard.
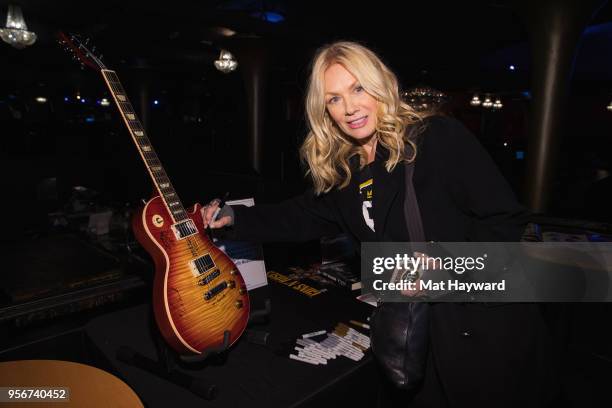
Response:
[101,69,188,222]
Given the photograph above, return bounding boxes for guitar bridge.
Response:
[204,281,228,300]
[198,269,221,285]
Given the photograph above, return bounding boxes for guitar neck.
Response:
[100,69,188,222]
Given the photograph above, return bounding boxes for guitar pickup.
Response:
[190,254,215,277]
[171,219,198,240]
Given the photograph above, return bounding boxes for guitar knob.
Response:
[228,280,236,289]
[230,269,238,275]
[239,287,246,295]
[235,300,243,309]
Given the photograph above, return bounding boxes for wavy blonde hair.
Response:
[300,41,426,194]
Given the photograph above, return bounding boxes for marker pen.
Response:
[302,330,327,339]
[295,348,327,364]
[323,337,364,359]
[211,192,230,223]
[335,330,370,348]
[329,333,365,351]
[289,354,319,365]
[298,338,337,358]
[296,346,328,359]
[349,320,371,330]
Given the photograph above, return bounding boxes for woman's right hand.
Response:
[200,199,233,229]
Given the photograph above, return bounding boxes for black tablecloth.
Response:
[85,278,378,407]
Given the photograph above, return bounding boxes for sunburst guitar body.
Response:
[133,197,250,355]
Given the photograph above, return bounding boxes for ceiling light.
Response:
[214,49,238,73]
[213,27,236,37]
[401,86,447,112]
[0,5,37,49]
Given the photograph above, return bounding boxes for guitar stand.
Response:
[116,298,272,401]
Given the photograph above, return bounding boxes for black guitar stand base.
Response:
[116,298,271,401]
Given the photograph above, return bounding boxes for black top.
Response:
[358,147,412,242]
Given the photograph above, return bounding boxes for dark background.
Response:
[2,0,612,231]
[1,2,612,405]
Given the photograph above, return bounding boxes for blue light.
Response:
[515,151,525,160]
[509,65,515,71]
[64,97,69,102]
[153,100,159,105]
[522,91,532,99]
[85,115,95,123]
[80,98,86,103]
[584,22,612,36]
[264,12,284,22]
[251,11,285,23]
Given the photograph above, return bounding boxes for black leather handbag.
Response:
[369,153,431,392]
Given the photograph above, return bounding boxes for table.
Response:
[85,277,379,407]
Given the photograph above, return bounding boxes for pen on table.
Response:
[302,330,327,339]
[348,320,371,330]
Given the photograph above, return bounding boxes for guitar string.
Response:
[103,70,189,221]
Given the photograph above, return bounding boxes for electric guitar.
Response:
[57,33,250,355]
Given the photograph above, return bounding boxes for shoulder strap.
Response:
[403,146,426,243]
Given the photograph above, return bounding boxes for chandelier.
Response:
[0,5,37,49]
[214,49,238,73]
[402,86,447,112]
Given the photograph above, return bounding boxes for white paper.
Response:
[213,197,268,291]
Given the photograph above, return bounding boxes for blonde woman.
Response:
[202,42,558,407]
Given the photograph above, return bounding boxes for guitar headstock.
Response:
[57,32,106,71]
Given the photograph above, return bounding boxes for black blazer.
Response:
[229,116,559,407]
